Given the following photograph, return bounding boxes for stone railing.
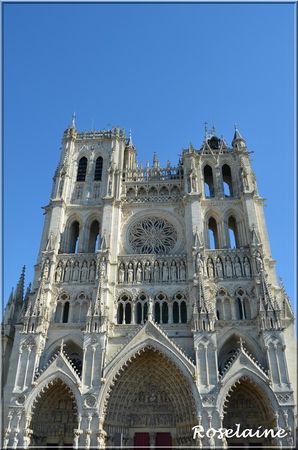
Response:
[54,253,98,284]
[203,249,254,279]
[122,166,183,182]
[117,255,187,285]
[122,184,184,203]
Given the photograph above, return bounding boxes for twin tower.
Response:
[2,121,296,448]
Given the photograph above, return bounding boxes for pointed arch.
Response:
[76,156,88,181]
[99,344,199,443]
[218,329,267,370]
[203,164,215,198]
[94,155,103,181]
[219,373,279,447]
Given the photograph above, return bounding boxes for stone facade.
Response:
[2,122,296,448]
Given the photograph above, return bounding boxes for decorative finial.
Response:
[71,112,76,129]
[60,339,65,354]
[204,122,208,139]
[211,125,216,135]
[238,337,244,349]
[128,129,133,147]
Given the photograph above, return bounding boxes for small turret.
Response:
[232,126,246,149]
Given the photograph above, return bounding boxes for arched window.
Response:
[69,221,80,253]
[181,301,187,323]
[77,157,88,182]
[117,303,124,324]
[208,217,219,249]
[173,301,179,323]
[88,220,100,253]
[154,293,168,324]
[172,293,187,324]
[228,216,239,248]
[154,302,161,323]
[54,302,63,322]
[222,164,233,197]
[94,156,103,181]
[117,295,132,324]
[136,294,148,324]
[62,301,69,323]
[162,302,169,323]
[203,165,214,198]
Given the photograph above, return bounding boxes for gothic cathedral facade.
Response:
[2,123,296,448]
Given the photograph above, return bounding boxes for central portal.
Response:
[103,347,196,447]
[134,432,172,449]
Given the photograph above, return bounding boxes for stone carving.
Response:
[205,253,252,279]
[54,258,97,284]
[117,257,187,284]
[42,259,50,280]
[128,217,177,254]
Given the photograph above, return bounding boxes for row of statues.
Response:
[118,259,187,284]
[53,258,107,283]
[205,255,251,279]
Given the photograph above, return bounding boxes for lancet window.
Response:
[76,157,88,182]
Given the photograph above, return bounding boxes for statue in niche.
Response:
[243,257,251,277]
[72,261,80,281]
[153,261,159,282]
[162,261,169,282]
[81,261,88,282]
[196,252,203,275]
[55,262,63,283]
[170,260,177,281]
[127,263,134,283]
[136,263,142,283]
[144,261,151,282]
[89,260,96,282]
[179,261,186,281]
[42,259,50,280]
[100,257,107,278]
[64,260,72,282]
[225,257,233,278]
[207,258,214,278]
[240,165,249,190]
[234,257,242,277]
[255,253,263,273]
[118,263,125,283]
[216,257,223,278]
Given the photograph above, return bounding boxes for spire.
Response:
[71,112,76,129]
[14,266,25,303]
[128,129,134,147]
[232,125,246,148]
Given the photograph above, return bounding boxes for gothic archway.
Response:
[103,347,197,448]
[30,378,78,447]
[223,376,276,447]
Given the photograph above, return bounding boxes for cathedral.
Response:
[2,120,296,448]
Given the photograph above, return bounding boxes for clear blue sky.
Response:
[3,3,295,308]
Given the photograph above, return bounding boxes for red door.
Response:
[155,432,172,449]
[134,432,150,449]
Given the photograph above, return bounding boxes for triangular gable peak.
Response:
[104,319,195,377]
[33,349,81,386]
[219,343,269,384]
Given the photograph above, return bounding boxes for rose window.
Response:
[129,217,177,254]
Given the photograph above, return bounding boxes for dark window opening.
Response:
[77,157,88,182]
[62,302,69,323]
[94,156,103,181]
[208,217,219,249]
[222,164,233,197]
[204,165,214,198]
